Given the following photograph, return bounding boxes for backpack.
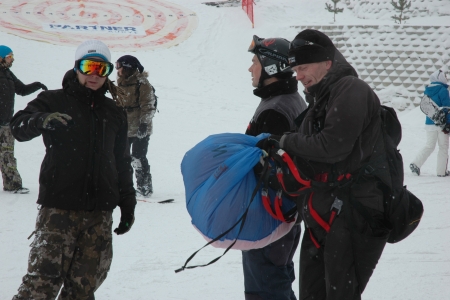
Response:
[360,105,424,243]
[141,84,159,112]
[263,105,424,244]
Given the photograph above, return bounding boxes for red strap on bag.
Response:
[261,189,294,222]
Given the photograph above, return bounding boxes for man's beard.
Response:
[0,60,12,68]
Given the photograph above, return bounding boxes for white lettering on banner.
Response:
[43,24,146,35]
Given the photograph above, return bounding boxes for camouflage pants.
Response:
[12,207,113,300]
[0,125,22,190]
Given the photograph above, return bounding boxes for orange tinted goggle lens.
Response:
[248,39,256,52]
[78,59,113,77]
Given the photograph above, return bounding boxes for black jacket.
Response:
[10,70,136,213]
[281,50,385,217]
[0,67,43,125]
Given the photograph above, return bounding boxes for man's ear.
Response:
[325,60,332,70]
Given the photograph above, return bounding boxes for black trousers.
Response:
[299,207,388,300]
[242,224,301,300]
[128,136,150,185]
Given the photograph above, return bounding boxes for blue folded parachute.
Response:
[181,133,297,250]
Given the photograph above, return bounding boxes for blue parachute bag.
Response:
[181,133,297,250]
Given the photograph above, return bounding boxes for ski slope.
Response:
[1,0,449,299]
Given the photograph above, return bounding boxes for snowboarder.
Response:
[115,55,156,197]
[257,29,390,299]
[9,40,136,299]
[410,69,450,177]
[243,35,307,300]
[0,45,47,194]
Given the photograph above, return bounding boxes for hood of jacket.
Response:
[253,77,298,99]
[117,70,149,85]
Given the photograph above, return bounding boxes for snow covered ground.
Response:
[1,0,450,299]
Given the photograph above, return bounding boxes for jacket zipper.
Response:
[102,119,106,150]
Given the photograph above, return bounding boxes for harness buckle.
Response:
[330,197,343,215]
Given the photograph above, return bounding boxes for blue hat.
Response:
[0,45,13,59]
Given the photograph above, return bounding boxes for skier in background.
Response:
[410,70,450,177]
[0,45,47,194]
[116,55,156,197]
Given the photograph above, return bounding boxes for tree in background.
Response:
[391,0,411,24]
[325,0,344,22]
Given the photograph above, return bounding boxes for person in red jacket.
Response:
[10,40,136,299]
[0,45,47,194]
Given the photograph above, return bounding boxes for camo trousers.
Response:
[0,125,22,190]
[12,207,113,300]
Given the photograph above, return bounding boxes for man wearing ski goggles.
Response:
[10,39,135,299]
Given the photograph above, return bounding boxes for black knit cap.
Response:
[288,29,335,67]
[117,55,144,73]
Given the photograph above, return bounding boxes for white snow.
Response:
[1,0,450,299]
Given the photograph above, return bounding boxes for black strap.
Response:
[174,159,270,273]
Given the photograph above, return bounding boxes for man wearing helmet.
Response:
[243,35,307,300]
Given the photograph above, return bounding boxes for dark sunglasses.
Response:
[115,61,133,70]
[289,38,325,51]
[77,59,113,77]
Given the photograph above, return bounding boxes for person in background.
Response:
[243,35,307,300]
[115,55,156,197]
[0,45,47,194]
[10,39,136,299]
[410,70,450,177]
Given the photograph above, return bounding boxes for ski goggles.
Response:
[248,35,263,53]
[76,59,113,77]
[4,53,14,59]
[115,61,133,70]
[248,35,289,64]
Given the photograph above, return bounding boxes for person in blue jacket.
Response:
[410,69,450,177]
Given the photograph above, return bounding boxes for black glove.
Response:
[41,112,73,130]
[256,135,282,152]
[442,124,450,134]
[114,211,135,235]
[136,123,148,139]
[36,82,48,91]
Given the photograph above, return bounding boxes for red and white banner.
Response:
[0,0,198,51]
[242,0,254,28]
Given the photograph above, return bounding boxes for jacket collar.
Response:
[306,49,358,101]
[62,69,108,105]
[253,77,298,99]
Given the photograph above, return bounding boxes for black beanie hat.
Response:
[117,55,144,73]
[288,29,335,67]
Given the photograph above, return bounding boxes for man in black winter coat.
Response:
[258,29,389,300]
[242,35,307,300]
[0,45,47,194]
[10,40,136,299]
